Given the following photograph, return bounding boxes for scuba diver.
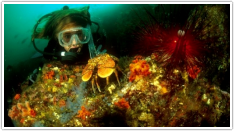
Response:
[29,6,107,84]
[32,5,106,65]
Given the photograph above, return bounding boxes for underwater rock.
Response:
[7,55,230,127]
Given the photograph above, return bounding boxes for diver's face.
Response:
[59,24,83,52]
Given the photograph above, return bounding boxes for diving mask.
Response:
[58,27,91,47]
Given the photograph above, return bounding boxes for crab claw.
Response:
[82,64,94,81]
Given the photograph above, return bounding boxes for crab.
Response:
[82,53,121,93]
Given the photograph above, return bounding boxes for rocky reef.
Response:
[7,54,230,127]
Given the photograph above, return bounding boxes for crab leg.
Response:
[114,69,121,86]
[95,75,101,92]
[91,77,95,93]
[106,76,110,85]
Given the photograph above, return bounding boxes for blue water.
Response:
[3,4,135,71]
